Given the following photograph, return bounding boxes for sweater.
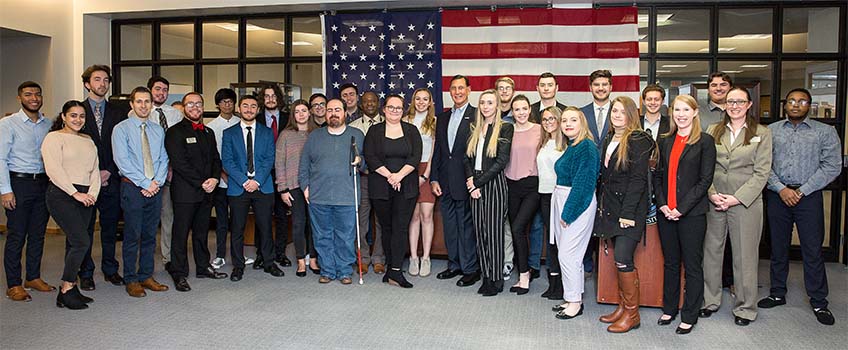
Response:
[555,138,600,224]
[275,129,309,191]
[298,126,365,206]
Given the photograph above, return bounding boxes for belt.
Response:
[786,184,801,190]
[9,171,48,180]
[121,177,135,184]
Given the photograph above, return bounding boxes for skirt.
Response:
[417,162,435,203]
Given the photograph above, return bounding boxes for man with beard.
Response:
[496,77,516,123]
[699,72,733,129]
[640,84,670,141]
[112,86,170,298]
[78,65,128,291]
[1,81,54,302]
[222,94,283,282]
[581,70,613,145]
[309,93,328,127]
[164,92,228,292]
[531,72,566,124]
[258,84,291,269]
[298,98,364,285]
[348,91,385,274]
[146,76,184,270]
[339,83,362,123]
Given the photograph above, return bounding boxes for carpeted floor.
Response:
[0,231,845,349]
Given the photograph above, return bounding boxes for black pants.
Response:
[212,186,229,259]
[253,188,289,260]
[373,191,416,269]
[3,176,49,288]
[290,188,316,259]
[169,199,214,278]
[471,171,507,281]
[608,235,639,272]
[45,183,93,283]
[230,191,274,268]
[439,192,477,274]
[540,193,560,275]
[80,179,121,278]
[658,214,706,324]
[507,177,540,274]
[766,190,829,308]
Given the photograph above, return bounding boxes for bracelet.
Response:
[420,175,428,181]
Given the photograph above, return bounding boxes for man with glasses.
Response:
[759,88,841,326]
[496,77,516,123]
[340,83,362,123]
[309,93,328,127]
[700,72,733,129]
[259,84,291,270]
[531,72,566,124]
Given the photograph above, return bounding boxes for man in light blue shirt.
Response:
[112,86,170,297]
[1,81,54,301]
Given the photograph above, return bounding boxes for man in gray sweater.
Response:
[299,98,365,285]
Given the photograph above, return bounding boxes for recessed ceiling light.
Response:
[728,34,771,40]
[740,64,768,68]
[216,23,266,32]
[655,70,672,73]
[662,64,688,68]
[638,13,673,28]
[698,47,737,52]
[275,41,313,46]
[724,70,744,73]
[639,34,647,40]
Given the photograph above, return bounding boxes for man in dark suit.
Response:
[430,75,480,287]
[222,94,283,282]
[164,92,227,291]
[78,64,127,291]
[640,84,671,141]
[530,72,566,124]
[581,69,613,145]
[258,84,291,269]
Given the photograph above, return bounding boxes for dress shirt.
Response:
[239,121,258,181]
[112,114,169,189]
[643,115,661,140]
[447,102,469,152]
[593,101,611,134]
[349,114,384,136]
[767,117,843,195]
[0,109,51,194]
[207,114,241,188]
[150,103,183,130]
[699,101,724,130]
[726,122,747,145]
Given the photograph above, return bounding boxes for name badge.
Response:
[186,137,197,144]
[751,136,761,143]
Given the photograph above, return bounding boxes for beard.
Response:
[21,102,41,114]
[328,116,343,127]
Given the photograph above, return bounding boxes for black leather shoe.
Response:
[699,308,716,318]
[676,323,694,334]
[734,316,751,326]
[104,273,125,286]
[481,279,502,297]
[230,267,244,282]
[757,296,786,309]
[197,267,228,279]
[436,269,462,280]
[296,270,307,277]
[529,268,540,281]
[276,255,292,267]
[264,264,285,277]
[457,271,481,287]
[173,277,191,292]
[658,315,677,325]
[68,285,93,304]
[814,308,835,326]
[555,303,584,319]
[79,277,95,291]
[164,262,172,273]
[253,256,264,270]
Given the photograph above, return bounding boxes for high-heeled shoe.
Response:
[296,259,307,277]
[56,286,88,310]
[309,259,321,275]
[657,314,676,325]
[555,303,584,319]
[387,269,413,289]
[675,323,695,335]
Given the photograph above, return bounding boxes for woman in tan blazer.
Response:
[701,87,772,326]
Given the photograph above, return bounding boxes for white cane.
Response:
[351,136,364,285]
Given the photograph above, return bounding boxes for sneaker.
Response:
[408,258,420,276]
[211,257,226,269]
[419,257,431,277]
[244,257,255,265]
[503,263,514,280]
[757,296,786,309]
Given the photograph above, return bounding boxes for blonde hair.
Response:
[663,95,702,145]
[538,106,566,152]
[608,96,645,170]
[405,88,436,137]
[466,89,504,158]
[495,76,515,89]
[562,106,594,147]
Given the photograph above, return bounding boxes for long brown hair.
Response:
[710,86,757,146]
[608,96,645,170]
[466,89,504,158]
[284,99,318,132]
[405,88,436,137]
[663,95,702,145]
[537,106,565,152]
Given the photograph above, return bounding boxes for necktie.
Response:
[94,103,103,136]
[157,108,168,131]
[597,107,605,135]
[192,122,205,131]
[141,123,154,179]
[271,115,278,142]
[246,126,254,175]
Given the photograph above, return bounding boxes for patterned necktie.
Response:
[141,123,154,179]
[597,107,605,134]
[94,103,103,136]
[246,126,255,175]
[157,108,168,131]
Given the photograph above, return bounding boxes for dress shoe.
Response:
[529,268,540,281]
[79,277,95,291]
[56,286,89,310]
[197,267,228,279]
[173,276,191,292]
[125,282,146,298]
[387,269,413,289]
[556,303,584,319]
[437,269,462,280]
[757,295,786,309]
[340,277,353,285]
[6,286,32,302]
[211,257,226,269]
[275,255,292,267]
[104,273,125,286]
[657,314,676,325]
[296,270,307,277]
[140,277,169,292]
[24,278,56,292]
[457,271,481,287]
[230,267,244,282]
[358,263,369,275]
[253,256,264,270]
[319,276,332,284]
[734,316,752,326]
[382,274,389,283]
[552,302,568,312]
[419,257,431,277]
[699,308,716,318]
[813,308,835,326]
[481,279,502,297]
[477,278,493,295]
[675,323,695,334]
[264,264,285,277]
[373,263,386,274]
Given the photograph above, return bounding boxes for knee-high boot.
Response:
[600,282,624,323]
[608,269,640,333]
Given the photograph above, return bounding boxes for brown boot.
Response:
[600,289,625,323]
[608,270,641,333]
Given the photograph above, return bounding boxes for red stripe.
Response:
[440,75,641,92]
[441,7,637,27]
[442,42,639,59]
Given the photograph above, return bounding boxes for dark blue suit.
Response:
[581,103,611,147]
[221,122,276,269]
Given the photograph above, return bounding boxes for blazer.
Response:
[581,103,611,146]
[260,108,289,140]
[364,121,423,200]
[706,123,773,207]
[221,122,276,196]
[80,98,127,181]
[430,105,477,200]
[464,122,514,189]
[640,114,671,140]
[530,101,567,124]
[595,130,655,241]
[653,132,716,217]
[165,119,222,203]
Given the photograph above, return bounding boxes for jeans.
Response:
[120,181,162,283]
[309,204,356,279]
[528,211,544,271]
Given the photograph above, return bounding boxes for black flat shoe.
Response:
[387,270,413,289]
[457,272,481,287]
[104,273,125,286]
[676,323,694,335]
[253,257,264,270]
[513,287,529,295]
[276,255,292,267]
[79,277,95,291]
[196,267,228,279]
[658,315,676,325]
[699,308,716,318]
[437,269,462,280]
[734,316,751,326]
[814,308,835,326]
[264,264,285,277]
[555,303,584,319]
[758,296,786,309]
[230,267,244,282]
[552,302,568,312]
[68,285,93,304]
[173,277,191,292]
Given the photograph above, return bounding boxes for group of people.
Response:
[1,65,841,334]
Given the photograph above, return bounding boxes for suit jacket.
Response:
[80,98,127,181]
[707,123,772,207]
[640,114,671,140]
[464,123,513,188]
[582,103,611,146]
[430,104,477,200]
[653,132,716,217]
[364,121,423,200]
[260,108,289,142]
[530,101,566,124]
[165,119,222,203]
[595,131,655,241]
[221,122,276,196]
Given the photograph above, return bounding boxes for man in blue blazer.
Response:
[581,69,613,146]
[221,94,282,281]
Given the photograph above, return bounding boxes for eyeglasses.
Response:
[385,106,404,113]
[218,100,233,105]
[311,102,326,108]
[786,99,809,106]
[497,86,513,91]
[185,102,203,108]
[542,117,557,123]
[726,100,749,106]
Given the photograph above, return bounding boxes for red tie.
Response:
[192,122,205,131]
[271,115,278,141]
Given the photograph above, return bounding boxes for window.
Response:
[654,60,709,103]
[246,63,285,84]
[782,8,840,53]
[292,17,323,57]
[202,21,239,58]
[159,65,194,104]
[656,9,710,53]
[202,65,238,111]
[781,61,839,119]
[291,62,323,100]
[120,66,152,93]
[160,23,195,60]
[718,8,773,53]
[717,61,773,119]
[120,24,152,61]
[247,18,285,58]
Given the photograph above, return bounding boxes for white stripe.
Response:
[553,3,594,9]
[442,24,637,44]
[441,91,642,109]
[442,58,640,77]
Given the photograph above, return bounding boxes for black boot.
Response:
[387,268,413,288]
[482,279,502,297]
[477,277,491,294]
[57,286,89,310]
[541,273,554,298]
[68,285,94,304]
[545,274,563,300]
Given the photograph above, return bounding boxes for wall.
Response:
[0,31,51,116]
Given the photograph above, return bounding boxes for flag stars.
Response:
[378,53,386,60]
[331,25,338,32]
[416,52,424,60]
[427,22,435,30]
[340,53,348,61]
[360,73,367,80]
[378,33,386,41]
[369,63,377,71]
[388,82,396,89]
[359,35,367,42]
[333,82,340,89]
[427,61,434,68]
[379,92,386,99]
[408,82,416,90]
[388,43,396,51]
[388,23,395,31]
[398,53,405,60]
[369,25,376,32]
[407,62,415,70]
[332,63,340,70]
[427,81,434,88]
[426,42,434,50]
[369,44,377,52]
[407,43,416,51]
[417,33,425,40]
[378,72,386,79]
[349,63,358,71]
[332,44,339,51]
[349,26,357,32]
[341,73,348,80]
[349,45,357,52]
[369,82,377,89]
[399,92,405,99]
[397,33,406,41]
[340,35,347,42]
[417,72,425,79]
[387,62,396,70]
[359,54,367,61]
[408,24,416,31]
[398,72,406,80]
